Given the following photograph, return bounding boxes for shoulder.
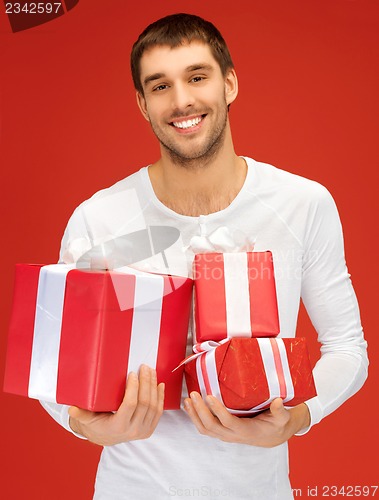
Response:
[60,167,149,262]
[244,156,335,207]
[78,168,146,208]
[68,167,149,226]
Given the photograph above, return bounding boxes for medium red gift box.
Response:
[193,251,280,342]
[3,264,193,411]
[184,337,316,415]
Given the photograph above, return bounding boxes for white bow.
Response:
[188,226,256,254]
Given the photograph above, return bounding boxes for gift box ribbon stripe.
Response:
[29,265,71,400]
[128,276,163,373]
[223,253,252,338]
[257,338,295,404]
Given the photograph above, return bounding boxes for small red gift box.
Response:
[193,251,280,342]
[184,337,316,415]
[4,264,193,411]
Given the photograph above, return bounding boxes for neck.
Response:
[148,126,247,216]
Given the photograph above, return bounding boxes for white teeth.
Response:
[172,116,202,129]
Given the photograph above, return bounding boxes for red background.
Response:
[0,1,378,498]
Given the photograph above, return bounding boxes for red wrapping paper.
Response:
[4,264,193,411]
[193,251,280,342]
[184,337,316,414]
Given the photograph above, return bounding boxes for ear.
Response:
[224,68,238,106]
[136,91,150,122]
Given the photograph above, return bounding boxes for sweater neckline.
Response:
[140,156,254,222]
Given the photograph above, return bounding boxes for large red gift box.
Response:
[193,251,280,342]
[4,264,193,411]
[184,337,316,415]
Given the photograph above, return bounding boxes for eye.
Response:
[153,84,169,92]
[190,76,204,83]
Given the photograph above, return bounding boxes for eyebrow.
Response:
[186,63,214,73]
[144,72,165,87]
[143,63,214,88]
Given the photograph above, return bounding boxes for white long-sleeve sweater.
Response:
[41,157,368,500]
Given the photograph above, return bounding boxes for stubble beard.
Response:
[150,103,229,169]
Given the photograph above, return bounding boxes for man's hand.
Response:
[68,365,165,446]
[184,392,310,448]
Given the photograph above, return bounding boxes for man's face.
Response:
[137,42,238,164]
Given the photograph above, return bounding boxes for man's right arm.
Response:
[41,201,165,445]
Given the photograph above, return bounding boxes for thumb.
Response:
[68,405,93,422]
[269,398,286,417]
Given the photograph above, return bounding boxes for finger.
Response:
[184,396,224,439]
[116,371,139,420]
[205,396,237,430]
[150,382,165,430]
[142,368,160,427]
[185,393,227,439]
[184,397,213,435]
[157,382,165,412]
[132,365,152,422]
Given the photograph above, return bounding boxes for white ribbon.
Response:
[28,264,164,403]
[223,253,252,338]
[28,265,74,401]
[188,226,256,254]
[127,273,163,373]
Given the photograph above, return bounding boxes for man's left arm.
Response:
[184,185,368,446]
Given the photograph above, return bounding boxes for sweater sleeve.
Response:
[297,186,368,433]
[39,205,90,439]
[39,401,87,439]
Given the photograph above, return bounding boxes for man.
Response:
[41,13,368,499]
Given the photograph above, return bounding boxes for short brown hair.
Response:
[131,13,234,95]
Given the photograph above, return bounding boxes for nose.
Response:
[170,82,195,112]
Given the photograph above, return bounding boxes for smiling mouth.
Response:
[170,114,206,129]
